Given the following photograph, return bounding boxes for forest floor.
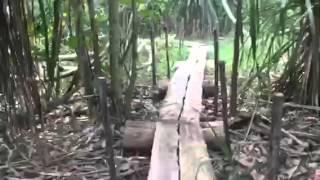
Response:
[1,42,320,180]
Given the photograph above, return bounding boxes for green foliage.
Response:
[167,0,235,36]
[207,37,234,67]
[95,8,108,23]
[27,0,320,106]
[135,37,189,83]
[238,0,320,105]
[157,39,189,77]
[67,36,78,49]
[138,0,167,18]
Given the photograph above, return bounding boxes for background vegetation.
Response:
[0,0,319,145]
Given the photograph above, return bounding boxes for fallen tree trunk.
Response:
[123,120,225,151]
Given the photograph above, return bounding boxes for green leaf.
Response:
[120,0,131,5]
[96,14,107,23]
[139,9,152,18]
[68,36,78,49]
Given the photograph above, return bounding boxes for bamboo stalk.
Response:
[213,29,219,116]
[219,61,232,157]
[97,77,117,180]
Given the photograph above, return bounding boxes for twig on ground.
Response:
[244,102,258,141]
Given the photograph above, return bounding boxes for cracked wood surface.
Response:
[148,45,216,180]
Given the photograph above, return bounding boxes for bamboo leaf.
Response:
[256,0,259,34]
[68,36,78,49]
[222,0,236,23]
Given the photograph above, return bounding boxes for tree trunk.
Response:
[51,0,63,96]
[230,0,242,116]
[124,0,138,117]
[97,77,117,180]
[213,29,219,116]
[150,22,157,87]
[38,0,50,76]
[87,0,102,75]
[67,0,73,36]
[74,0,95,117]
[108,0,123,122]
[164,25,170,79]
[0,0,41,134]
[219,61,232,157]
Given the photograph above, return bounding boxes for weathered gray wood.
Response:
[179,46,216,180]
[147,83,180,180]
[269,92,284,180]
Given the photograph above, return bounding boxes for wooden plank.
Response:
[179,46,216,180]
[148,45,216,180]
[147,102,180,179]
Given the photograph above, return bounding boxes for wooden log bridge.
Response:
[148,45,216,180]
